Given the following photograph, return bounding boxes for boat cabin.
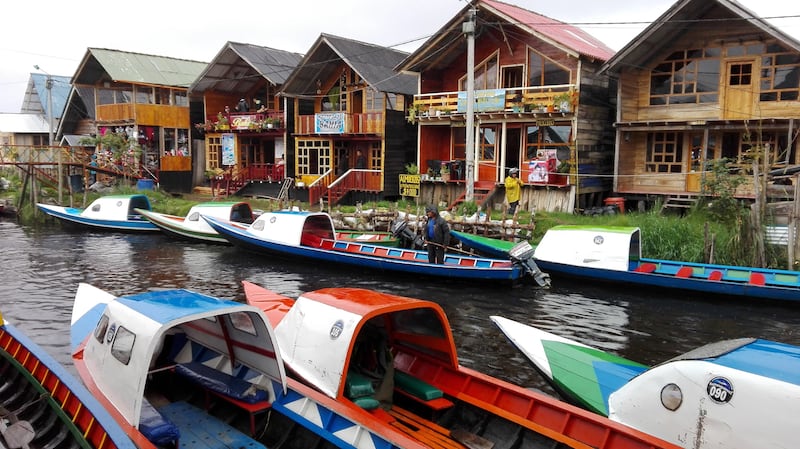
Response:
[80,194,152,221]
[243,210,335,246]
[534,225,642,271]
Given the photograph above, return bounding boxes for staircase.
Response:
[448,181,497,210]
[661,194,699,212]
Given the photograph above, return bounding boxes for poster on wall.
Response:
[222,133,235,166]
[528,160,549,183]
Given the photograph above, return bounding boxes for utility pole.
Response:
[35,65,60,203]
[463,8,476,202]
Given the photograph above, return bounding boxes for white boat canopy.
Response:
[534,225,642,271]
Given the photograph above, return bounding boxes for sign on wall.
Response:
[222,133,235,166]
[457,89,506,113]
[315,112,346,134]
[399,174,420,197]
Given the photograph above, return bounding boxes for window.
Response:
[525,124,572,161]
[528,49,570,87]
[646,132,683,173]
[207,136,221,170]
[93,315,109,343]
[479,127,497,161]
[136,87,153,104]
[729,63,752,86]
[296,139,332,175]
[174,91,188,107]
[760,44,800,101]
[229,312,257,336]
[649,49,720,105]
[110,325,135,365]
[459,53,499,91]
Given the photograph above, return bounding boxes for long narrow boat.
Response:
[135,201,255,243]
[491,315,800,449]
[455,226,800,302]
[0,309,137,449]
[204,210,550,286]
[242,281,681,449]
[37,194,159,232]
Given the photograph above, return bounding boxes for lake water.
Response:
[3,217,800,398]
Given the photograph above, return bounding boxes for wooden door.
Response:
[722,60,756,119]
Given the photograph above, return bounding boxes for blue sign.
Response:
[315,112,346,134]
[221,133,235,166]
[457,89,506,113]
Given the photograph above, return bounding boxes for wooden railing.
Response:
[412,84,576,118]
[308,169,382,206]
[295,112,383,135]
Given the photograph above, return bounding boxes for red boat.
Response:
[243,281,681,449]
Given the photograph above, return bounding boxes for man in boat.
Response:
[424,204,450,264]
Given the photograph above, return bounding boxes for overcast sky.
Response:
[1,0,798,112]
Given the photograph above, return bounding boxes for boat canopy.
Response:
[534,225,642,271]
[273,287,459,399]
[245,210,335,246]
[187,202,253,223]
[79,194,151,220]
[72,284,286,428]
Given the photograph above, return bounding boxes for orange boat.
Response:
[243,281,681,449]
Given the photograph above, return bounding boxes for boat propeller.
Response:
[509,241,551,288]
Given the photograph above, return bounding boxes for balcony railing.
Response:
[296,112,383,135]
[411,85,577,119]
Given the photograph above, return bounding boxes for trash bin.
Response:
[136,178,155,190]
[603,197,625,214]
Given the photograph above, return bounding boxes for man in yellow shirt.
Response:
[505,168,523,215]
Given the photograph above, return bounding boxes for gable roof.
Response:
[281,33,418,97]
[20,74,72,119]
[190,42,304,94]
[72,48,207,88]
[600,0,800,75]
[398,0,614,73]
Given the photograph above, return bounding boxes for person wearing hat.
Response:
[424,205,450,264]
[505,167,523,215]
[235,98,250,112]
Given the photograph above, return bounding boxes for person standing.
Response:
[424,205,450,264]
[235,98,249,112]
[505,167,523,215]
[355,150,367,169]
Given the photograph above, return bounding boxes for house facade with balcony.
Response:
[66,48,207,191]
[397,0,616,212]
[599,0,800,209]
[280,33,418,206]
[190,42,304,197]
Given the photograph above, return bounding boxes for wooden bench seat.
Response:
[394,371,454,411]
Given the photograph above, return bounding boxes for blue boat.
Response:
[492,314,800,449]
[204,210,550,285]
[455,225,800,302]
[37,194,159,232]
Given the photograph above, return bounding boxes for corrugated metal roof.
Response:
[190,42,303,94]
[21,74,71,118]
[398,0,614,73]
[82,48,207,87]
[282,33,417,98]
[600,0,800,75]
[0,113,49,133]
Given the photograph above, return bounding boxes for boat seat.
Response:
[675,266,694,278]
[708,270,723,281]
[634,263,657,273]
[139,398,180,446]
[749,272,766,286]
[175,362,268,404]
[394,371,454,411]
[344,372,380,410]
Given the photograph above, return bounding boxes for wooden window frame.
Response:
[646,132,683,173]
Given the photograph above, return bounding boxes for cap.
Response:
[425,204,437,214]
[509,168,519,175]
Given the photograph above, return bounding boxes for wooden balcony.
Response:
[295,112,383,135]
[411,85,577,121]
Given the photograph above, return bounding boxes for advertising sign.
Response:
[315,112,346,134]
[222,133,235,166]
[457,89,506,112]
[399,174,420,197]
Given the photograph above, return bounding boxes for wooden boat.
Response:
[37,194,159,232]
[135,201,255,243]
[0,309,137,449]
[242,280,681,449]
[203,210,550,285]
[456,225,800,302]
[491,315,800,449]
[450,230,517,259]
[335,230,399,247]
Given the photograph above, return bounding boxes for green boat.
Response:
[450,229,520,258]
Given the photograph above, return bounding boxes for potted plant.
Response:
[407,103,422,124]
[553,92,573,112]
[215,113,230,131]
[405,162,419,175]
[440,164,450,182]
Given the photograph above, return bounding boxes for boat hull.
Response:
[37,203,159,232]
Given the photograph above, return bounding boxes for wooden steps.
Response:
[661,195,698,212]
[448,182,497,211]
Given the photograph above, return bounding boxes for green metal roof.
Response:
[78,48,207,88]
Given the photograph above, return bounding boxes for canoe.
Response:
[491,315,800,449]
[136,201,255,243]
[458,225,800,302]
[243,281,681,449]
[37,194,159,232]
[0,310,137,449]
[450,229,518,258]
[204,210,550,286]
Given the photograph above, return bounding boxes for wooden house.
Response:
[280,33,418,206]
[599,0,800,209]
[189,42,303,197]
[66,48,207,192]
[396,0,616,212]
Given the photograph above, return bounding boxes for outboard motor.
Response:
[508,240,551,288]
[390,220,425,249]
